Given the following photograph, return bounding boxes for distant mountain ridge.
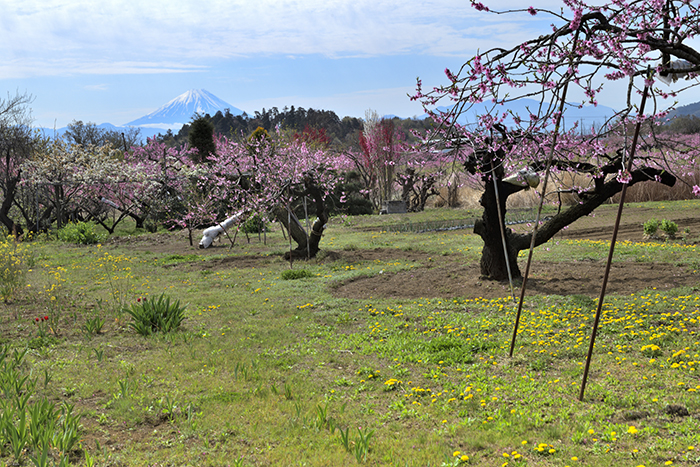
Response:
[426,98,618,132]
[38,122,168,143]
[126,89,244,129]
[667,101,700,119]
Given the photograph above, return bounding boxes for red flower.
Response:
[137,297,142,302]
[44,316,49,321]
[35,317,40,322]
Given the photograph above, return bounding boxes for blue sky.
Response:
[3,0,699,129]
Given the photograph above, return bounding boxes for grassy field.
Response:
[1,201,699,466]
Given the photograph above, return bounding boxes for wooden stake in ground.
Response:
[579,76,650,401]
[509,28,581,357]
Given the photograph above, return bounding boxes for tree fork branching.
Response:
[274,176,329,260]
[512,168,676,253]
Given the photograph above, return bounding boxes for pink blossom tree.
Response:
[350,111,404,209]
[394,144,450,212]
[415,0,700,280]
[206,131,351,258]
[125,138,199,232]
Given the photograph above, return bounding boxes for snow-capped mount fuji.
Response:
[126,89,244,129]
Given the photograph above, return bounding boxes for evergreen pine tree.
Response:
[188,114,216,163]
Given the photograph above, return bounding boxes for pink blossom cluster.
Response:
[411,0,700,197]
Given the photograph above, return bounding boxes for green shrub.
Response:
[57,221,104,245]
[660,219,679,237]
[124,293,187,336]
[643,218,659,236]
[241,213,267,234]
[281,269,315,280]
[329,170,375,216]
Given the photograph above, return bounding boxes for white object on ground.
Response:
[199,212,243,249]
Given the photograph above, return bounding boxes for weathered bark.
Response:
[86,198,147,235]
[273,205,310,252]
[510,168,675,252]
[0,93,32,238]
[13,185,54,234]
[397,168,440,212]
[473,163,529,280]
[274,178,329,260]
[466,127,529,281]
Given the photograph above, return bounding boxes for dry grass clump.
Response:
[617,173,700,203]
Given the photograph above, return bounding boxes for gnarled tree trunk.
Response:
[473,153,529,281]
[0,174,23,236]
[274,178,329,260]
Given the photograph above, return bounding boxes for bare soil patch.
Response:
[330,253,695,300]
[551,205,700,242]
[331,205,700,300]
[106,204,700,300]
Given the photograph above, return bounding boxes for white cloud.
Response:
[2,0,559,78]
[0,58,207,79]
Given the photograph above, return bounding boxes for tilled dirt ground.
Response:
[108,204,700,300]
[333,205,700,299]
[329,250,696,300]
